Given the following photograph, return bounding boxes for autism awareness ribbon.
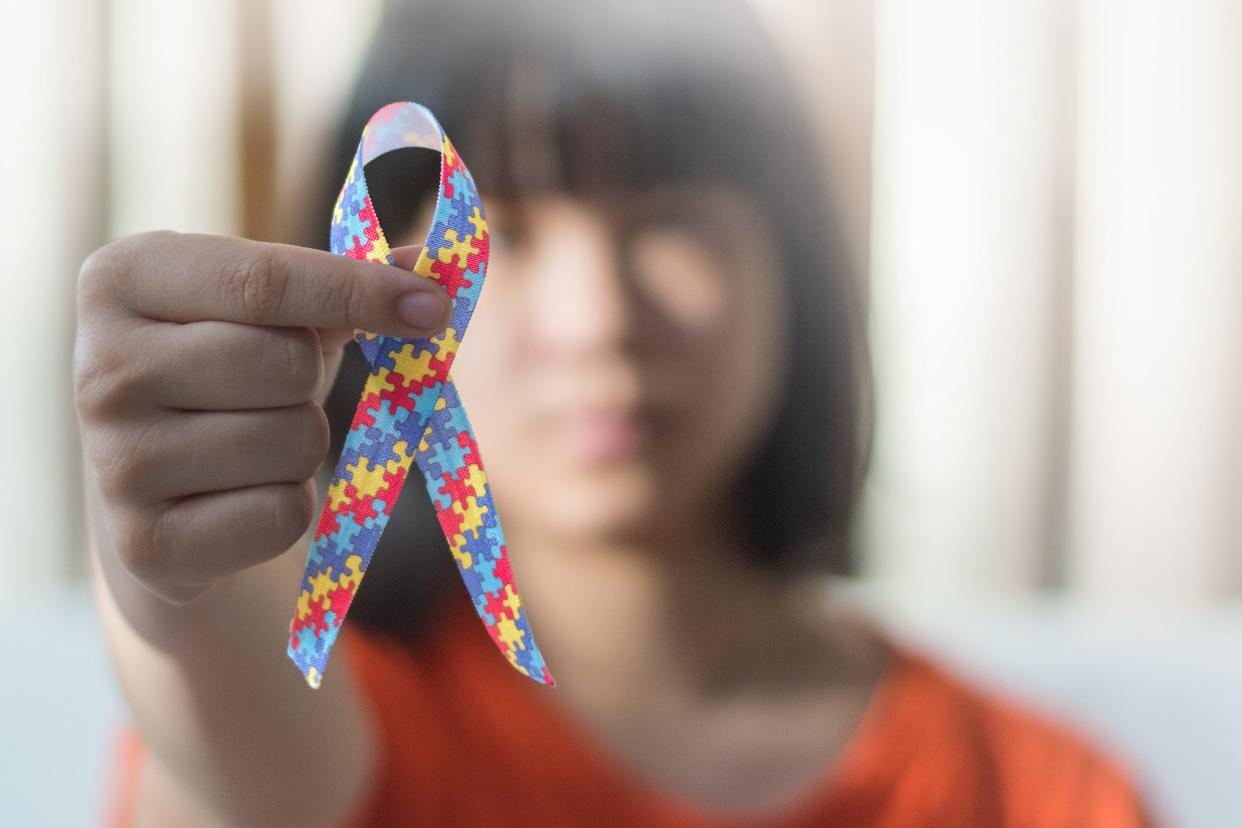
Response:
[287,102,553,689]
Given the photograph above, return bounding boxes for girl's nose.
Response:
[526,199,632,357]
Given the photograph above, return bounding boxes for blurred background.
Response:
[2,0,1239,825]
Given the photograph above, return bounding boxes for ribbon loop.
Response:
[287,102,553,689]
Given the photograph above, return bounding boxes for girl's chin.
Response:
[541,475,662,539]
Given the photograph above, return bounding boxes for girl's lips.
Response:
[557,407,646,463]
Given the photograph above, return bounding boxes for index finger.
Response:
[103,231,449,336]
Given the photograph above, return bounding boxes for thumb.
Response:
[317,243,433,352]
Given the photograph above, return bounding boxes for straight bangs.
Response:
[326,0,813,232]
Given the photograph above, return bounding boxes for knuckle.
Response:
[72,342,118,419]
[90,426,149,502]
[75,238,173,420]
[89,412,170,505]
[132,228,180,245]
[272,329,322,401]
[112,510,169,581]
[78,231,176,300]
[341,272,369,329]
[129,228,181,256]
[222,246,287,322]
[270,481,315,543]
[290,404,331,478]
[73,338,147,421]
[77,243,123,304]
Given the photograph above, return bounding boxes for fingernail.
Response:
[397,291,448,332]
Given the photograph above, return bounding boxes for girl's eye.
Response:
[487,216,527,254]
[628,221,729,327]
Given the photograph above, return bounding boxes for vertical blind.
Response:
[2,0,1237,610]
[863,0,1242,607]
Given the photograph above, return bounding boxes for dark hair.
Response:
[311,0,873,639]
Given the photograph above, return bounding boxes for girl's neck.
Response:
[507,510,867,712]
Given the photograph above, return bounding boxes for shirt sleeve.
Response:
[99,627,453,828]
[978,689,1162,828]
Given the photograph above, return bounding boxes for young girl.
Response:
[78,0,1156,825]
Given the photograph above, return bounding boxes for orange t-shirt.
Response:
[105,601,1155,827]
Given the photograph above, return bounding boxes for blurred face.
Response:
[448,183,789,543]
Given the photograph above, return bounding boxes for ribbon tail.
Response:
[413,376,554,686]
[287,355,420,688]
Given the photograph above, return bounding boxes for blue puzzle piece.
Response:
[417,432,469,479]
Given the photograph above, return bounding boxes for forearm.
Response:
[89,476,376,828]
[71,231,453,826]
